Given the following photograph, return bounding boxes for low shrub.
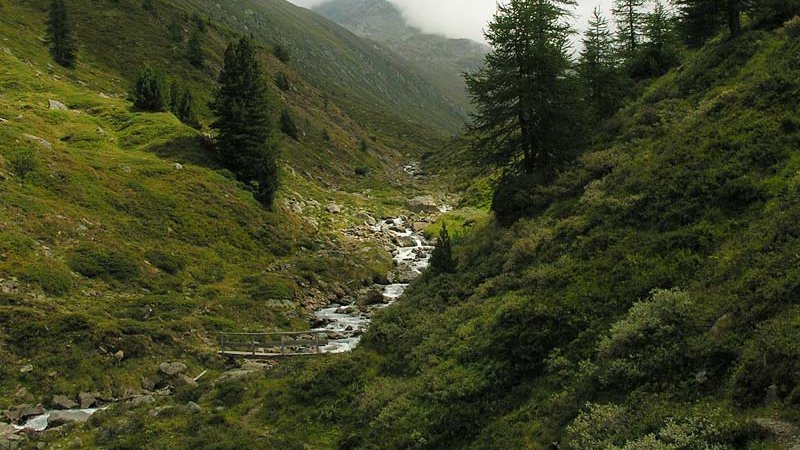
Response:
[68,245,141,282]
[21,261,74,295]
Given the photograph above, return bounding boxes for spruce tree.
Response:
[632,0,680,77]
[465,0,582,175]
[187,30,204,67]
[46,0,77,68]
[170,83,200,129]
[673,0,749,45]
[211,36,280,207]
[579,8,624,119]
[613,0,646,56]
[429,223,456,274]
[279,109,298,140]
[131,68,167,111]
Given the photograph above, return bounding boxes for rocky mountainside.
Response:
[314,0,489,111]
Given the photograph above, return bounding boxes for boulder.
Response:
[407,195,439,214]
[47,410,91,428]
[359,288,385,306]
[22,134,52,151]
[129,395,155,407]
[173,163,184,170]
[765,384,780,406]
[413,222,429,233]
[326,203,342,214]
[18,365,32,374]
[78,392,96,409]
[48,100,68,111]
[52,395,78,410]
[176,374,198,388]
[159,362,187,376]
[3,405,45,424]
[0,118,7,124]
[185,402,203,414]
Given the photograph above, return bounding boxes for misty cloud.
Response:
[288,0,615,44]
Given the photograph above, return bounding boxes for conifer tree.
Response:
[613,0,646,56]
[211,36,280,207]
[46,0,77,68]
[131,68,167,111]
[170,82,200,129]
[279,109,298,140]
[187,30,204,67]
[674,0,749,45]
[430,223,456,274]
[168,18,183,43]
[579,8,623,119]
[465,0,582,175]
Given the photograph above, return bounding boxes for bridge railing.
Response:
[218,331,329,357]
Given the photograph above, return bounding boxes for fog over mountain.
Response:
[289,0,614,43]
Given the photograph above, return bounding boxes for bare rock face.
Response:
[159,362,188,376]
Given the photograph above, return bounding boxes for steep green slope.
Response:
[51,21,800,450]
[314,0,488,112]
[0,0,439,413]
[173,0,466,136]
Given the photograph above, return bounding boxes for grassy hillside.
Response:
[315,0,488,112]
[172,0,466,137]
[45,20,800,449]
[0,0,443,414]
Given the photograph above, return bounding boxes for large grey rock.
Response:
[47,410,91,428]
[765,384,780,406]
[407,195,439,213]
[78,392,97,409]
[52,395,78,410]
[48,100,68,111]
[159,362,187,376]
[326,203,342,214]
[185,402,203,414]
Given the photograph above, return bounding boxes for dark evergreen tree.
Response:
[187,30,204,67]
[674,0,750,45]
[46,0,77,68]
[279,109,298,140]
[612,0,646,56]
[131,68,167,111]
[630,1,681,78]
[142,0,154,13]
[579,8,624,119]
[429,223,456,274]
[275,72,290,91]
[170,83,200,129]
[753,0,800,27]
[465,0,583,175]
[211,37,280,207]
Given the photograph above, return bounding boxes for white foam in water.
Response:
[313,212,440,353]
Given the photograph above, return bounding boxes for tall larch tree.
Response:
[613,0,646,56]
[211,36,280,207]
[579,8,623,119]
[46,0,77,68]
[465,0,581,175]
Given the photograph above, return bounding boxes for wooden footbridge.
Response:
[218,331,330,358]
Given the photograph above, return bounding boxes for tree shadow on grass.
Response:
[146,135,220,170]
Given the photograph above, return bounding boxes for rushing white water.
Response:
[312,215,434,353]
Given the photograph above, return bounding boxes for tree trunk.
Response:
[728,0,741,36]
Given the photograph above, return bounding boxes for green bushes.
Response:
[68,245,141,282]
[130,67,168,112]
[20,261,74,295]
[8,147,39,179]
[732,307,800,406]
[596,289,697,389]
[145,250,185,275]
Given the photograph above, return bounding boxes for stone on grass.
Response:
[22,134,52,151]
[48,100,68,111]
[159,362,187,376]
[326,203,342,214]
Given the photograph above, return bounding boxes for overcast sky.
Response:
[288,0,615,44]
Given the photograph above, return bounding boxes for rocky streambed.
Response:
[311,207,447,353]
